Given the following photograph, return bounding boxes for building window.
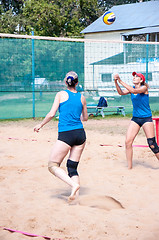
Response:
[101,74,112,82]
[142,72,152,82]
[146,72,152,82]
[124,35,133,41]
[149,33,159,42]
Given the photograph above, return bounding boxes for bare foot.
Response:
[68,197,80,205]
[128,162,132,170]
[68,184,80,202]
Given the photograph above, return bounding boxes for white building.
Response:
[81,1,159,96]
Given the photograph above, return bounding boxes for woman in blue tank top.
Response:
[114,72,159,169]
[34,71,88,201]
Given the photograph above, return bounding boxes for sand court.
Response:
[1,118,159,240]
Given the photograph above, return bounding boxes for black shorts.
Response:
[58,128,86,147]
[131,116,153,127]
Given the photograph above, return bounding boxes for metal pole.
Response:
[93,65,94,89]
[32,31,35,118]
[146,34,149,83]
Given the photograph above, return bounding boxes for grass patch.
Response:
[0,111,158,122]
[152,111,159,116]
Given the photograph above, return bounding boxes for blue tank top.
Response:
[131,91,152,118]
[58,90,83,132]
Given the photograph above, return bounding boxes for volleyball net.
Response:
[0,33,159,119]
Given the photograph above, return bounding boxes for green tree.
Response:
[98,0,148,12]
[0,9,22,33]
[0,0,24,13]
[0,0,150,36]
[22,0,63,36]
[79,0,100,27]
[21,0,99,37]
[0,0,101,36]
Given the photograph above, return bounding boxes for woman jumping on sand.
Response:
[34,71,88,200]
[114,72,159,169]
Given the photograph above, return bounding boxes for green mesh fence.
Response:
[0,37,84,92]
[0,34,159,119]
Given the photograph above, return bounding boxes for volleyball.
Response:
[103,11,116,25]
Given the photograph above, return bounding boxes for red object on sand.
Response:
[100,144,148,148]
[153,117,159,145]
[2,227,63,240]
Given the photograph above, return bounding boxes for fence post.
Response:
[93,64,95,89]
[32,31,35,119]
[146,34,149,83]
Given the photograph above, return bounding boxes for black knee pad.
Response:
[66,159,79,177]
[147,137,159,154]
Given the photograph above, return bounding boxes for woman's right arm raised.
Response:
[114,74,130,95]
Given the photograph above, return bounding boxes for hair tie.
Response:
[66,76,74,85]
